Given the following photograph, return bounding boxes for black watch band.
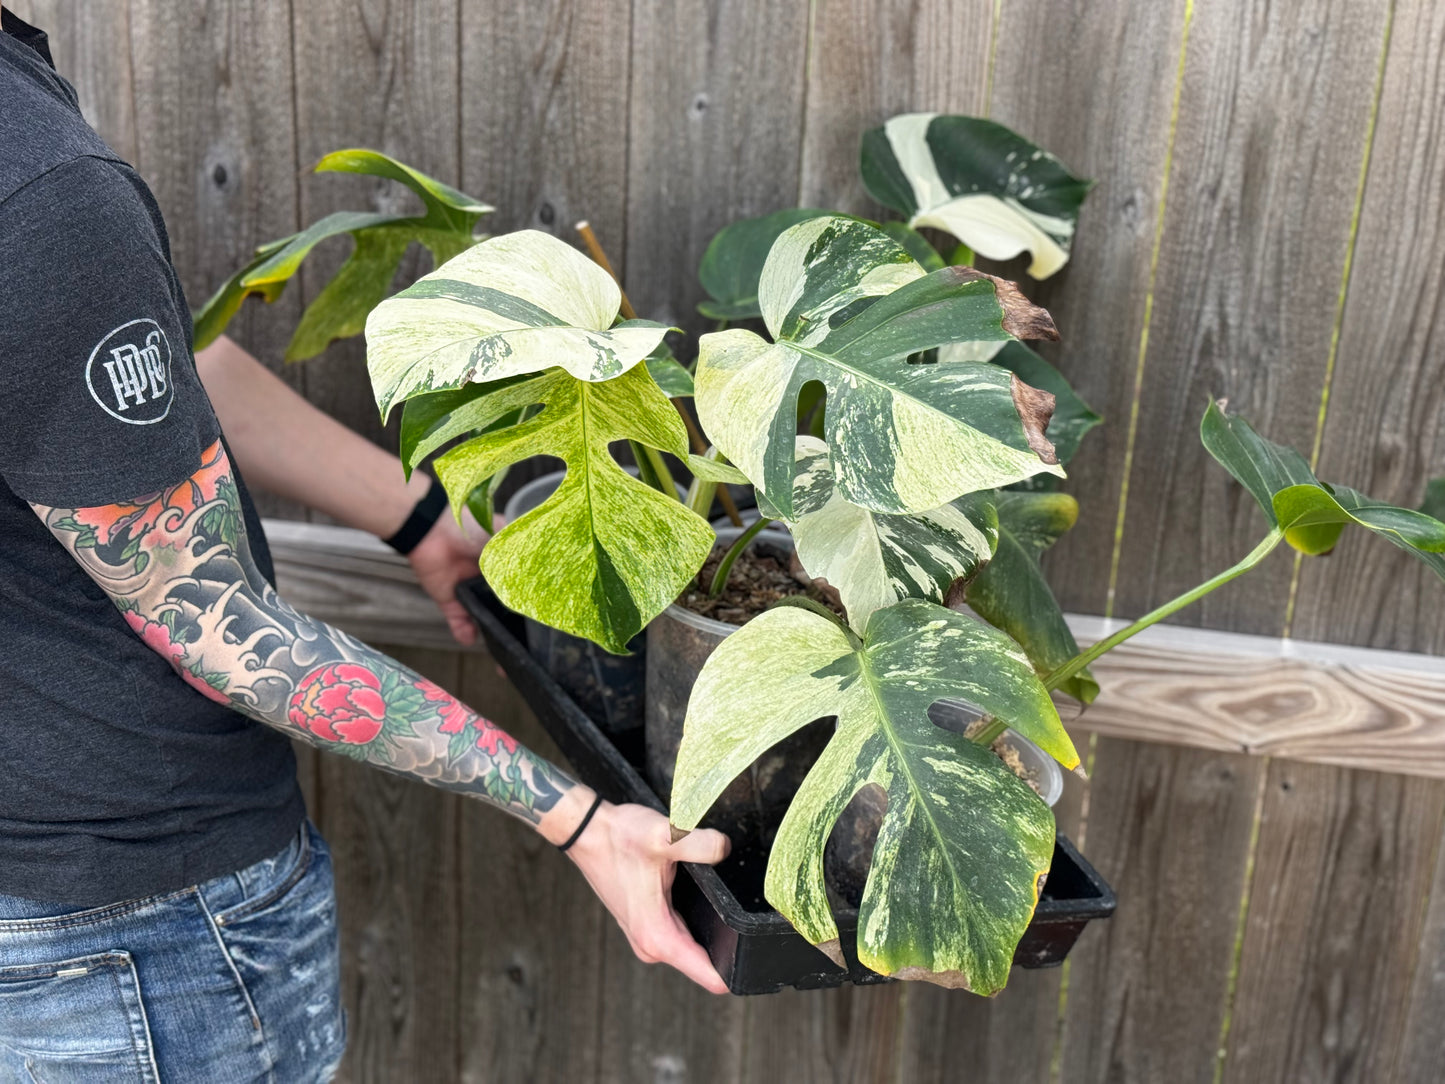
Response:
[383,476,448,555]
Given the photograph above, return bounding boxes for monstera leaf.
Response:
[366,230,670,419]
[985,343,1101,468]
[670,599,1080,992]
[861,114,1091,279]
[965,491,1098,704]
[193,149,492,358]
[429,363,714,653]
[694,216,1065,519]
[697,209,833,321]
[696,209,952,323]
[759,437,998,629]
[1201,401,1445,577]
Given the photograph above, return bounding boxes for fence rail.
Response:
[13,1,1445,1080]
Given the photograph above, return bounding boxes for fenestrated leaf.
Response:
[697,208,835,321]
[965,490,1098,704]
[695,216,1065,519]
[433,363,714,653]
[670,599,1078,992]
[1201,401,1445,577]
[759,437,998,629]
[367,230,671,419]
[861,113,1091,279]
[192,149,492,357]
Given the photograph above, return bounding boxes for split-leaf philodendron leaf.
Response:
[670,599,1079,992]
[193,149,492,359]
[759,437,998,630]
[431,363,715,653]
[861,114,1091,279]
[366,229,671,419]
[697,208,834,321]
[965,491,1099,704]
[1201,401,1445,578]
[984,343,1101,468]
[694,216,1065,519]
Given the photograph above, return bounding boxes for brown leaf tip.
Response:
[669,824,691,844]
[956,267,1060,342]
[892,965,977,993]
[816,938,845,967]
[1011,374,1059,465]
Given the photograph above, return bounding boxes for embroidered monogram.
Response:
[85,319,173,424]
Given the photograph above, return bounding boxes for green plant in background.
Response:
[192,149,491,361]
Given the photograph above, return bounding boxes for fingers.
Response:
[668,827,731,866]
[441,599,477,646]
[633,915,729,995]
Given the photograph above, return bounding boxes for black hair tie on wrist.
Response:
[383,476,449,555]
[557,793,604,853]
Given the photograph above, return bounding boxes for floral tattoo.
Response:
[32,440,569,823]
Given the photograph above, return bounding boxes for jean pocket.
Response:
[211,823,314,930]
[0,950,158,1082]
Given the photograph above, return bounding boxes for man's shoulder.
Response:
[0,54,120,208]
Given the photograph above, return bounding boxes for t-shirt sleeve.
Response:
[0,155,220,506]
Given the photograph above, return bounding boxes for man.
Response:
[0,9,729,1080]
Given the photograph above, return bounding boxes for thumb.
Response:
[669,827,731,866]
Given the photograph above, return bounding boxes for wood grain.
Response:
[460,0,630,259]
[624,0,811,335]
[738,982,903,1084]
[454,655,609,1084]
[1111,0,1391,635]
[1291,0,1445,657]
[290,0,461,452]
[1221,761,1445,1084]
[1396,813,1445,1084]
[321,646,463,1084]
[798,0,994,216]
[987,0,1189,617]
[1058,739,1264,1084]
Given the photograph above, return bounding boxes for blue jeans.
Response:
[0,820,345,1082]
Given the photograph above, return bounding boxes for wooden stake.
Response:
[575,220,636,319]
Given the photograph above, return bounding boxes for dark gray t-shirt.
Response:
[0,11,304,906]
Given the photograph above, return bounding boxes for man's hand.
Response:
[408,506,498,646]
[557,794,732,994]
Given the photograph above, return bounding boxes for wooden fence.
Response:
[12,1,1445,1080]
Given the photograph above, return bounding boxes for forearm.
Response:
[31,440,583,836]
[195,334,429,538]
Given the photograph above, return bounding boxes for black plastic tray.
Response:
[458,579,1116,995]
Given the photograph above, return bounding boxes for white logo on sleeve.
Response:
[85,318,174,424]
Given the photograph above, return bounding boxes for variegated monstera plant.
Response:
[204,116,1445,995]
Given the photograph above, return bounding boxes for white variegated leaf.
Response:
[367,230,669,418]
[761,438,998,629]
[432,364,714,653]
[695,216,1064,519]
[861,113,1091,279]
[671,599,1079,993]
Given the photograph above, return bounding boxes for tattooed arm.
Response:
[32,440,730,992]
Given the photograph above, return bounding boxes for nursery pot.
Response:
[503,469,682,746]
[645,526,832,850]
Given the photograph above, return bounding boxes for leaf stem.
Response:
[709,517,775,599]
[970,717,1009,748]
[1042,528,1285,692]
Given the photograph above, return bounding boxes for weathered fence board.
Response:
[1111,0,1391,636]
[988,0,1189,619]
[1293,0,1445,657]
[798,0,994,216]
[1058,741,1265,1084]
[1221,762,1445,1084]
[624,0,811,336]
